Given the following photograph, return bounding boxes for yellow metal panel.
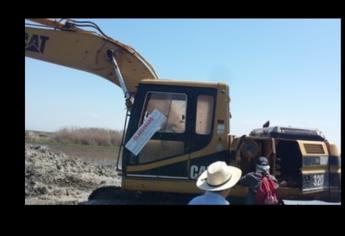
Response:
[28,18,69,30]
[124,178,200,193]
[124,178,304,198]
[140,79,228,89]
[302,169,327,174]
[123,177,248,196]
[127,140,220,172]
[277,187,301,197]
[328,143,340,156]
[297,140,329,156]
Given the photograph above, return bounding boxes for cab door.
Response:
[187,88,221,180]
[123,84,193,180]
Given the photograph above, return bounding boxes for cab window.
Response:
[141,92,187,134]
[195,95,214,135]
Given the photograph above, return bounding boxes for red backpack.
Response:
[256,175,279,205]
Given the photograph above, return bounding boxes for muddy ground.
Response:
[25,144,121,205]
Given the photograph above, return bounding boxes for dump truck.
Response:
[25,18,341,204]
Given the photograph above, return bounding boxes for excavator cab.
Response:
[121,80,232,194]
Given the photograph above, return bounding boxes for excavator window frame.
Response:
[122,83,217,178]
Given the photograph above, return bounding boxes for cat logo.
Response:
[25,32,49,53]
[190,165,206,180]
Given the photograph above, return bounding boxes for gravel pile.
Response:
[25,144,120,205]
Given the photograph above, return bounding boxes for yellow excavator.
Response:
[25,18,341,204]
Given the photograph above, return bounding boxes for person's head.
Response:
[256,156,270,174]
[196,161,242,197]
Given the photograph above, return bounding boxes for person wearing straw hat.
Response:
[188,161,242,205]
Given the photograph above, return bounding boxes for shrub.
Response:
[53,127,123,146]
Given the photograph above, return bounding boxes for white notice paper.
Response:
[125,109,167,156]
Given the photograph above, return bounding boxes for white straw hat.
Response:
[196,161,242,191]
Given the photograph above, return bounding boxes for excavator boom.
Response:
[25,18,159,95]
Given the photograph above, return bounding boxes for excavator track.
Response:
[81,186,197,205]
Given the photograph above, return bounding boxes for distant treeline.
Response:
[53,127,123,146]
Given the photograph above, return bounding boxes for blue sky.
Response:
[25,19,341,150]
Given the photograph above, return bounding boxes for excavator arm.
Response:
[25,18,159,99]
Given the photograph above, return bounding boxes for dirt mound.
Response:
[25,144,120,205]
